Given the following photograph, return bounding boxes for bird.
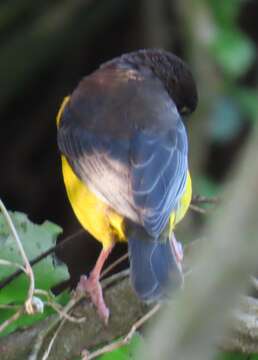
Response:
[56,49,198,323]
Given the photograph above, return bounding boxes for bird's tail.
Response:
[128,231,184,302]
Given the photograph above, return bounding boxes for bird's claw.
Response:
[170,233,184,266]
[77,274,110,324]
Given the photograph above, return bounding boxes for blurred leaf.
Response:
[98,333,144,360]
[0,211,68,304]
[208,97,243,143]
[233,87,258,122]
[193,176,220,198]
[215,351,258,360]
[0,302,50,338]
[208,0,243,27]
[210,29,256,78]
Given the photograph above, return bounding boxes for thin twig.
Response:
[0,199,35,314]
[45,301,85,324]
[33,289,85,324]
[101,269,130,289]
[191,195,219,205]
[0,308,23,333]
[190,195,219,214]
[100,252,129,279]
[29,293,84,360]
[41,317,67,360]
[0,259,26,272]
[84,303,160,360]
[189,204,207,214]
[28,313,67,360]
[0,304,20,310]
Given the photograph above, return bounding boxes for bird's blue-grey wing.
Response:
[130,111,188,238]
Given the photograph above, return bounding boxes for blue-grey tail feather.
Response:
[128,235,183,302]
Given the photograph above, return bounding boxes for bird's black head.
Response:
[119,49,198,116]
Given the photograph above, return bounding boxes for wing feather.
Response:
[57,66,189,239]
[130,121,188,237]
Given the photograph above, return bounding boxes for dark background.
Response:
[1,0,258,285]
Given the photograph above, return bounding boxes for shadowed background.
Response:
[1,0,258,287]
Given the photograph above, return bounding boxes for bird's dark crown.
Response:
[107,49,198,116]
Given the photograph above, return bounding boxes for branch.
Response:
[1,266,258,360]
[0,274,150,360]
[191,195,219,205]
[85,304,161,360]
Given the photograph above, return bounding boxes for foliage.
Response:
[216,352,258,360]
[0,211,69,336]
[97,333,144,360]
[193,176,220,200]
[206,0,257,142]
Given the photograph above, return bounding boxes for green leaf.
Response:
[98,333,144,360]
[0,303,53,337]
[0,211,68,304]
[193,176,220,199]
[208,0,243,27]
[210,29,256,78]
[0,290,70,338]
[209,96,243,143]
[0,211,70,336]
[233,87,258,122]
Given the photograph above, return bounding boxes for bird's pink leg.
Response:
[77,244,114,324]
[170,233,183,264]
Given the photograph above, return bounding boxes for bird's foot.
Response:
[77,274,109,324]
[175,241,183,262]
[170,233,184,265]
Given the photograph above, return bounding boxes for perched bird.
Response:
[56,49,198,323]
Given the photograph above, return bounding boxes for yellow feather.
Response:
[61,155,126,249]
[169,171,192,233]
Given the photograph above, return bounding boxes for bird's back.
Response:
[58,59,190,238]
